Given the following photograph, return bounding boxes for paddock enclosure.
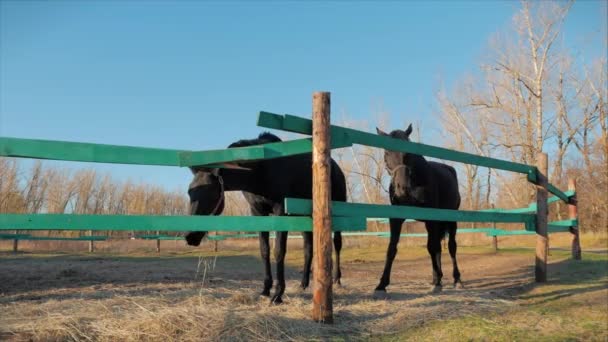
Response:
[1,92,603,340]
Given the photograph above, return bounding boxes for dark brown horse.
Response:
[375,125,462,294]
[185,132,347,304]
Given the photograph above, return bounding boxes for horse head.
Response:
[184,166,225,246]
[376,124,425,201]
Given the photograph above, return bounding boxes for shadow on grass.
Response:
[0,253,304,303]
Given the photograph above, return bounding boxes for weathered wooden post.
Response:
[535,153,549,282]
[88,229,94,253]
[311,91,333,324]
[568,178,581,260]
[156,230,161,254]
[12,230,18,253]
[491,204,498,253]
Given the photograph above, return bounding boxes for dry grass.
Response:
[1,242,606,342]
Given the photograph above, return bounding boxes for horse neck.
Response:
[220,167,260,193]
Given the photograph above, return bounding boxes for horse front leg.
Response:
[259,231,272,296]
[375,218,404,295]
[300,232,313,290]
[426,222,444,293]
[271,231,288,304]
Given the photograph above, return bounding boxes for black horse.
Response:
[185,132,347,304]
[375,124,462,294]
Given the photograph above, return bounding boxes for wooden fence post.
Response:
[568,178,582,260]
[491,204,498,253]
[535,153,549,282]
[311,91,333,324]
[88,229,94,253]
[12,230,18,253]
[156,230,161,254]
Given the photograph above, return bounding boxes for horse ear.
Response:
[376,127,388,136]
[405,124,413,138]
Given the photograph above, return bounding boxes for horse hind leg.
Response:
[333,231,342,286]
[300,232,313,290]
[271,231,288,305]
[448,223,463,289]
[259,232,273,296]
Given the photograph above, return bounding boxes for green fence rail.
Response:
[0,109,575,238]
[257,111,573,201]
[0,214,366,232]
[0,233,108,241]
[285,198,537,230]
[0,136,351,168]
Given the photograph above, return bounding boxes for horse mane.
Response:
[228,132,282,148]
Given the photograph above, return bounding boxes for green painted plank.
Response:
[0,233,32,239]
[258,112,535,175]
[178,138,351,167]
[479,189,576,214]
[548,219,578,227]
[367,218,416,223]
[178,145,266,167]
[136,235,184,240]
[547,183,571,203]
[486,230,535,236]
[0,137,183,166]
[547,225,573,233]
[0,136,351,169]
[17,236,108,241]
[285,198,536,225]
[0,214,366,232]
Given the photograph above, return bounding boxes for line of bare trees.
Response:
[436,1,606,232]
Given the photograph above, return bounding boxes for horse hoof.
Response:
[260,290,271,297]
[270,296,283,305]
[373,290,389,300]
[298,285,308,293]
[334,280,342,287]
[453,281,464,290]
[430,285,442,293]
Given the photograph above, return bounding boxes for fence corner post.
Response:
[535,153,549,282]
[568,178,581,260]
[311,91,333,324]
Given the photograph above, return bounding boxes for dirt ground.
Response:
[0,244,606,341]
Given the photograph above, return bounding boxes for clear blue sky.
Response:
[1,1,606,192]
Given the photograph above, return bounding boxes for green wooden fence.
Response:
[0,110,576,238]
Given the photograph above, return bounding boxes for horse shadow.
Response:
[0,253,301,303]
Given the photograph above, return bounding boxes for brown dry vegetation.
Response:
[0,238,606,342]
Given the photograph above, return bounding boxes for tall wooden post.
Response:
[12,232,18,253]
[491,204,498,253]
[568,178,581,260]
[156,230,161,254]
[88,229,94,253]
[311,91,333,324]
[535,153,549,282]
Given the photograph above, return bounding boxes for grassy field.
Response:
[0,237,606,341]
